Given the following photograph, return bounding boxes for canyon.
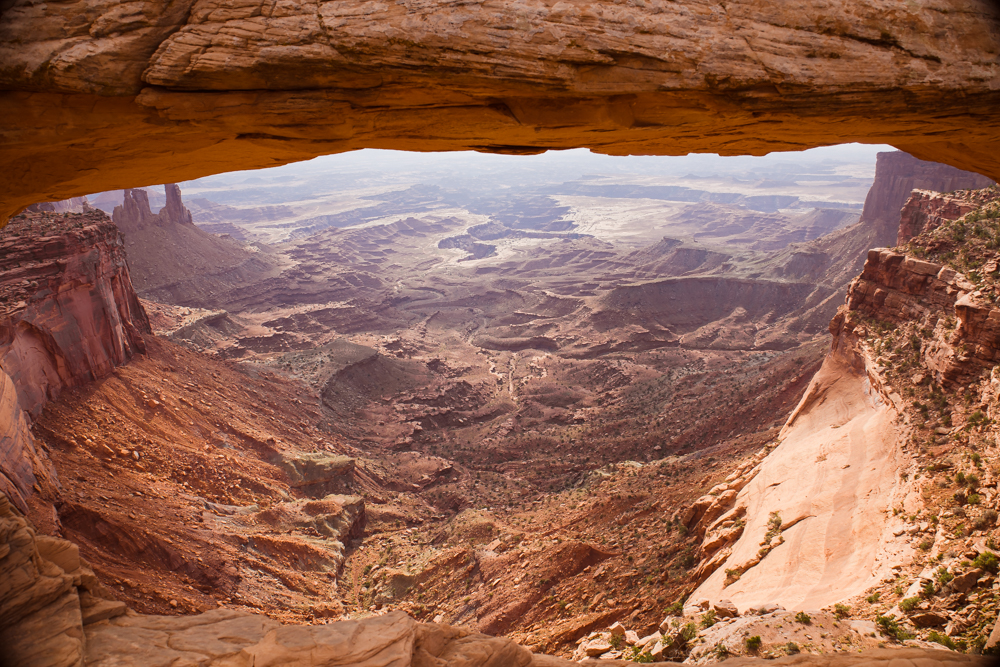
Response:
[2,1,1000,665]
[3,147,1000,666]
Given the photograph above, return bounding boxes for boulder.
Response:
[713,599,739,619]
[911,611,949,628]
[277,452,356,498]
[950,568,984,593]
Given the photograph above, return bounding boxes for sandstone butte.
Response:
[1,0,1000,220]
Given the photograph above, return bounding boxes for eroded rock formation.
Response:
[0,209,149,513]
[3,1,1000,219]
[858,152,994,248]
[110,184,274,305]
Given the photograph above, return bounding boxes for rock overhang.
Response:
[2,0,1000,220]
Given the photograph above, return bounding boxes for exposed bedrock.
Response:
[3,0,1000,219]
[0,489,992,666]
[0,210,150,513]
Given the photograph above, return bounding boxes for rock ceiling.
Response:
[1,0,1000,219]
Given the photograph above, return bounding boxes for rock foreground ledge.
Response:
[2,0,1000,218]
[0,489,994,666]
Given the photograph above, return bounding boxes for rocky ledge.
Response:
[0,489,992,667]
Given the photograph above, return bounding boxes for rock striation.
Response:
[3,1,1000,219]
[897,190,984,246]
[858,152,993,248]
[0,209,150,513]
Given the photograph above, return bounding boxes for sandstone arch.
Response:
[2,0,1000,220]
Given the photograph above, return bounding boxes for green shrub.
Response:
[866,591,881,603]
[918,538,933,551]
[701,609,717,628]
[665,600,684,616]
[899,596,920,612]
[794,611,811,624]
[968,494,982,505]
[785,642,800,655]
[745,636,762,652]
[921,580,936,598]
[935,567,954,585]
[956,471,966,485]
[713,644,730,660]
[627,647,654,663]
[610,634,624,650]
[834,603,851,619]
[927,630,957,650]
[679,622,698,644]
[974,551,999,574]
[875,614,914,642]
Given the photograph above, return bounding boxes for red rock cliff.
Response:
[896,190,983,245]
[0,209,150,511]
[859,152,992,247]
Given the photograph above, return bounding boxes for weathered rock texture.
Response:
[109,184,273,304]
[858,152,993,248]
[3,1,1000,219]
[897,190,985,246]
[0,488,991,667]
[0,210,150,512]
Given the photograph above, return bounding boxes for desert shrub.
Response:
[918,538,934,551]
[679,622,698,643]
[794,611,811,624]
[665,600,684,616]
[875,614,914,642]
[968,473,980,487]
[627,647,654,663]
[975,551,1000,574]
[899,596,921,612]
[713,644,730,660]
[956,471,967,485]
[785,642,800,654]
[765,512,782,541]
[866,591,881,603]
[745,636,762,652]
[936,567,954,585]
[834,603,851,619]
[701,609,717,628]
[610,634,624,650]
[927,631,958,650]
[968,493,982,505]
[921,580,936,598]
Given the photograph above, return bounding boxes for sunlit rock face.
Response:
[2,0,1000,219]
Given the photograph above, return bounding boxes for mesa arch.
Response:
[2,0,1000,220]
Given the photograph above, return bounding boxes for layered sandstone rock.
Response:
[0,210,150,512]
[897,190,984,246]
[2,1,1000,219]
[858,152,993,248]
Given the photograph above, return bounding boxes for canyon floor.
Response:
[8,148,1000,664]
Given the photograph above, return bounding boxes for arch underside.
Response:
[1,0,999,218]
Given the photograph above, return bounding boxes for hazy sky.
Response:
[184,143,896,190]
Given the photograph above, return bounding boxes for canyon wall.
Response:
[0,210,150,512]
[2,1,1000,219]
[691,230,1000,612]
[859,153,994,248]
